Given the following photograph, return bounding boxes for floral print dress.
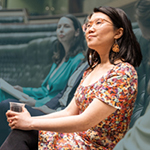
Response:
[38,62,138,150]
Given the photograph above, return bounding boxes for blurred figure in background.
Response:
[0,13,86,146]
[0,14,86,107]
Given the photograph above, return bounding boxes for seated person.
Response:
[0,14,86,107]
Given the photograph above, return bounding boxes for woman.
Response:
[0,14,85,107]
[0,6,142,150]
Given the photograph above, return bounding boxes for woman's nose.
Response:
[59,26,64,32]
[88,26,95,33]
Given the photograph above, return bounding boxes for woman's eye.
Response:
[96,21,102,25]
[87,24,91,27]
[64,24,70,28]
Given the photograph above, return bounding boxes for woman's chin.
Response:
[87,44,96,50]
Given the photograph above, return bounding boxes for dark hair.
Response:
[87,6,142,69]
[52,14,86,64]
[135,0,150,27]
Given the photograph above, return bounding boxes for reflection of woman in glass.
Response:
[0,14,86,107]
[1,6,142,149]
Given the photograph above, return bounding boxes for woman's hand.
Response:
[19,96,36,107]
[33,105,56,114]
[6,107,33,130]
[14,85,23,92]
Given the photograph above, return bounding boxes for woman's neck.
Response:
[50,57,66,79]
[98,53,110,65]
[61,42,70,55]
[95,44,112,64]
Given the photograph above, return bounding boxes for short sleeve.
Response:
[94,64,138,109]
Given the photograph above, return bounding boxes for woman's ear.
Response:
[75,28,80,37]
[114,27,124,39]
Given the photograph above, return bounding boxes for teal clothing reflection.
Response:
[0,53,84,107]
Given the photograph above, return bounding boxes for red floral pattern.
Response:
[38,62,137,150]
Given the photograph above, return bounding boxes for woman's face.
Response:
[85,12,117,54]
[56,17,77,44]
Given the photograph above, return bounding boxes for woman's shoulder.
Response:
[72,52,85,59]
[68,52,85,64]
[115,62,136,71]
[112,62,137,78]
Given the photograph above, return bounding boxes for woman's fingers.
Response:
[6,106,32,130]
[9,120,17,129]
[7,115,18,123]
[7,115,21,129]
[22,106,27,112]
[6,110,18,117]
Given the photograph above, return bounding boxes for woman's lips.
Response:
[59,34,65,38]
[87,34,95,39]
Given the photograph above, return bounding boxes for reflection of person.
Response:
[0,14,85,107]
[0,6,142,150]
[114,0,150,149]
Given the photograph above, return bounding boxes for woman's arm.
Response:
[33,96,79,119]
[7,98,116,133]
[6,97,79,127]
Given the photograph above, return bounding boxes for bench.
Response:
[0,23,57,45]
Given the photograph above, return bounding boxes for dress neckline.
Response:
[80,62,124,88]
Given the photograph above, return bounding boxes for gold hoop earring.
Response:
[89,53,92,65]
[112,40,119,53]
